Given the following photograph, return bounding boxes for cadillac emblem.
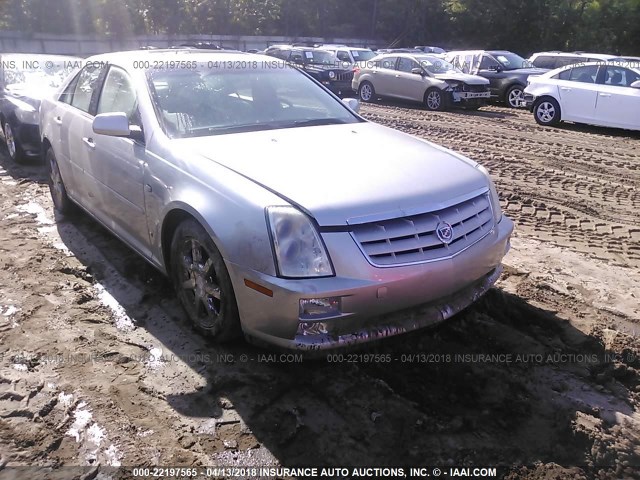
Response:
[436,221,454,244]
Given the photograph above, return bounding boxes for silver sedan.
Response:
[40,50,513,351]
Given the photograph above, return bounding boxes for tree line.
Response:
[0,0,638,55]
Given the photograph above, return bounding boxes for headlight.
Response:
[328,71,336,79]
[476,165,503,223]
[266,206,334,278]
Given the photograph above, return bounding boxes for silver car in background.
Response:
[352,53,491,110]
[40,49,513,351]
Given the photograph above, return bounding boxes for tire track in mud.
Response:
[361,103,640,268]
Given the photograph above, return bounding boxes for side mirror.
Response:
[342,97,360,113]
[93,112,144,142]
[411,67,423,75]
[631,80,640,89]
[93,112,130,137]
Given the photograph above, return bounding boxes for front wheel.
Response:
[505,85,524,108]
[170,219,241,342]
[424,88,446,111]
[4,121,25,163]
[534,98,561,126]
[358,81,375,102]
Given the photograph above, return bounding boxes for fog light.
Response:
[299,297,341,320]
[297,321,329,336]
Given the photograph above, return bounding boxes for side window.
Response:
[553,68,572,80]
[70,64,103,113]
[396,58,416,73]
[601,66,640,87]
[557,56,582,67]
[336,51,351,62]
[59,72,80,105]
[480,55,500,70]
[532,56,556,69]
[380,57,398,70]
[567,65,599,83]
[97,67,139,124]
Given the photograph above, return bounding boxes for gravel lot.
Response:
[0,102,638,479]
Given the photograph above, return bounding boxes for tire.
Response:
[46,148,75,215]
[358,81,375,102]
[505,85,525,108]
[170,219,241,342]
[4,121,25,163]
[424,88,446,111]
[533,97,561,126]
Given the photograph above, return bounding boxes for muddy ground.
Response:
[0,103,639,480]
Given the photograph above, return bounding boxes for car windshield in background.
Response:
[352,50,376,62]
[494,53,533,70]
[148,64,360,139]
[2,55,78,90]
[303,50,336,65]
[421,57,459,74]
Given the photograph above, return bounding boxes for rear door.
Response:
[555,65,601,123]
[59,63,105,210]
[594,65,640,129]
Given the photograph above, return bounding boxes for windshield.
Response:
[352,50,376,62]
[420,57,460,74]
[148,62,360,139]
[494,53,533,70]
[2,55,79,89]
[302,50,336,65]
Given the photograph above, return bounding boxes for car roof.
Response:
[548,60,640,74]
[531,51,615,59]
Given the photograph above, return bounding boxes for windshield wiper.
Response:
[290,118,348,127]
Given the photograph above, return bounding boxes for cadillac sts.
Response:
[40,50,513,351]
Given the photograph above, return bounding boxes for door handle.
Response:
[395,74,401,77]
[560,87,571,91]
[82,137,96,149]
[599,93,611,97]
[53,116,62,125]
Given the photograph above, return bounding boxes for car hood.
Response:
[434,72,489,85]
[176,122,488,226]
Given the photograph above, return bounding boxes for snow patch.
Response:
[94,283,135,331]
[145,346,164,370]
[4,213,19,220]
[18,201,54,225]
[67,401,93,442]
[2,305,19,317]
[58,391,74,408]
[104,445,123,467]
[11,363,28,372]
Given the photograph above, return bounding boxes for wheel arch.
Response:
[533,94,562,119]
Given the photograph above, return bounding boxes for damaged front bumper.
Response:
[290,265,503,353]
[231,215,513,353]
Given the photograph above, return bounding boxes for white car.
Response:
[319,45,377,68]
[522,61,640,131]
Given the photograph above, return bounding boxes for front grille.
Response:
[351,192,494,266]
[335,71,354,82]
[463,84,488,92]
